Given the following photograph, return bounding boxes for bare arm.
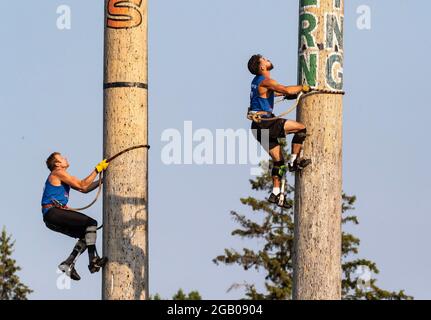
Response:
[261,79,304,96]
[54,169,98,193]
[82,178,103,194]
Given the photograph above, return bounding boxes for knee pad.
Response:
[292,128,307,145]
[85,226,97,246]
[271,160,285,178]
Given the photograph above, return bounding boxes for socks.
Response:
[65,240,86,265]
[272,187,281,195]
[88,245,96,262]
[289,154,298,165]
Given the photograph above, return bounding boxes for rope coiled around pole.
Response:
[65,144,150,213]
[247,88,345,123]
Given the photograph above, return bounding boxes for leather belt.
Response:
[42,203,68,210]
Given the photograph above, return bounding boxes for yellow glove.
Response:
[302,85,311,93]
[95,159,109,173]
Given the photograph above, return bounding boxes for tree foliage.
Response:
[0,227,33,300]
[150,289,202,300]
[213,159,412,300]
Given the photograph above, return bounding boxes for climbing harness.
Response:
[58,144,150,213]
[247,88,345,123]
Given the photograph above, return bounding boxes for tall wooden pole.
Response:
[102,0,148,300]
[293,0,344,300]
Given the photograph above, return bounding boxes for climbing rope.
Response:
[247,88,345,123]
[65,144,150,212]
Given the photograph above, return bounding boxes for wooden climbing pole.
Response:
[102,0,149,300]
[293,0,344,300]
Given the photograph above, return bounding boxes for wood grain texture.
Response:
[293,0,344,300]
[102,0,148,300]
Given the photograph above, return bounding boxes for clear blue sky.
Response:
[1,0,430,299]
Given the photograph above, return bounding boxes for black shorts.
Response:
[251,118,287,150]
[43,207,97,240]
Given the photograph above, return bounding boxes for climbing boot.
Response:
[88,256,108,274]
[58,261,81,281]
[288,158,312,172]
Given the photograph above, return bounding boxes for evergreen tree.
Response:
[172,288,202,300]
[150,293,162,300]
[213,158,412,300]
[150,289,202,300]
[0,227,33,300]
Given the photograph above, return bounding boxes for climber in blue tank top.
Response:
[247,54,312,208]
[41,152,110,281]
[249,75,275,114]
[41,178,70,215]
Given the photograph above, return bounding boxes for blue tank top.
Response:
[41,176,70,215]
[249,75,275,113]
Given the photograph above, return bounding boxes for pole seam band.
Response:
[104,82,148,90]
